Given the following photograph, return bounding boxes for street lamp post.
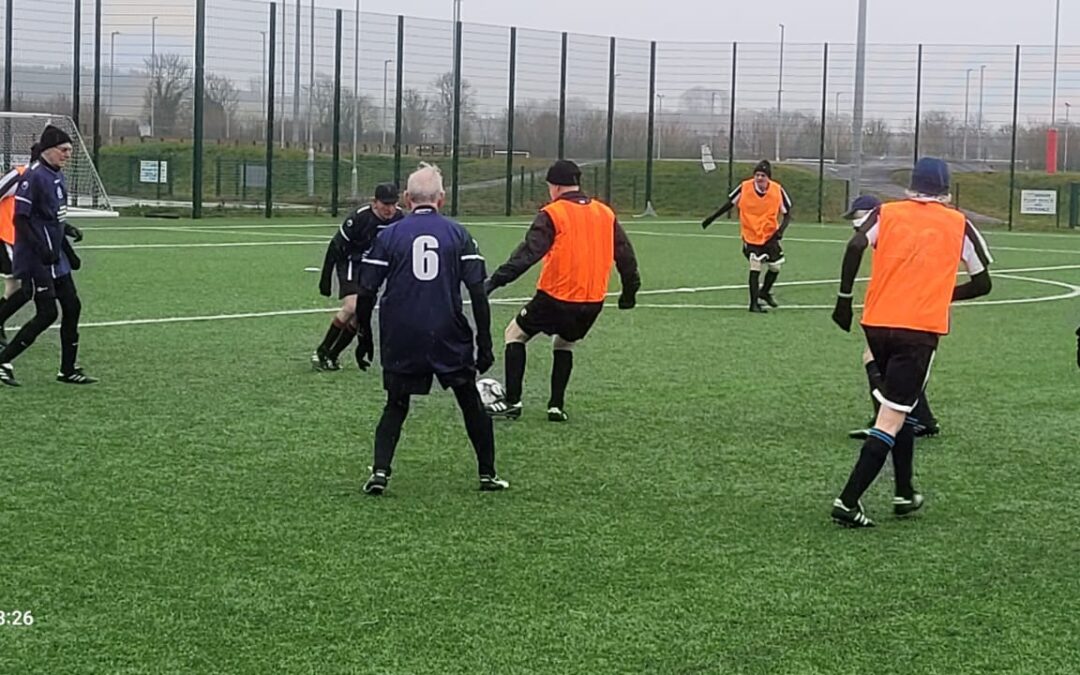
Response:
[383,59,392,147]
[109,31,120,139]
[776,23,785,162]
[150,16,158,137]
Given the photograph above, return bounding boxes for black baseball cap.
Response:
[374,183,399,204]
[545,160,582,187]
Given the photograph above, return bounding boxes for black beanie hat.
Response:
[545,160,582,187]
[39,124,73,152]
[753,160,772,178]
[29,142,42,163]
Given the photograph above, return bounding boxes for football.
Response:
[476,378,506,407]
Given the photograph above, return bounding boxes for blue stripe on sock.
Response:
[868,429,896,448]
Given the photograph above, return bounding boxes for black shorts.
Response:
[864,327,939,414]
[515,291,603,343]
[336,261,361,299]
[742,238,784,264]
[0,242,12,277]
[384,368,476,398]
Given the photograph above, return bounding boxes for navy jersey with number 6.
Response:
[360,206,486,375]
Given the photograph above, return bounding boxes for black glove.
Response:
[63,239,82,271]
[41,249,60,266]
[1075,327,1079,370]
[476,348,494,375]
[701,214,718,230]
[64,223,84,243]
[318,276,332,298]
[483,278,498,296]
[832,295,854,332]
[618,290,637,310]
[355,328,374,371]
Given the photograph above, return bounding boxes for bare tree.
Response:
[204,73,240,139]
[431,72,474,146]
[401,88,430,145]
[143,54,192,137]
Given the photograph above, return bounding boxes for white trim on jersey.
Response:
[361,258,389,267]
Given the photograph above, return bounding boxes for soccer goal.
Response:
[0,112,117,218]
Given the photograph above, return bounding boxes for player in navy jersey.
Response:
[0,126,91,387]
[352,164,508,495]
[312,183,404,371]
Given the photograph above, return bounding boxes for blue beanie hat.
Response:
[910,157,951,196]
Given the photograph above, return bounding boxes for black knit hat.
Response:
[753,160,772,178]
[39,124,73,152]
[545,160,582,187]
[29,142,42,163]
[374,183,399,204]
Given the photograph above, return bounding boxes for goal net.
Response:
[0,112,116,217]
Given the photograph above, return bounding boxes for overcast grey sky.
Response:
[357,0,1072,45]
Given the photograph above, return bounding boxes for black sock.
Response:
[318,318,345,353]
[58,286,82,375]
[839,429,895,508]
[892,422,917,500]
[327,324,358,359]
[748,270,762,307]
[373,394,410,473]
[504,342,527,405]
[453,383,496,477]
[548,349,573,410]
[761,270,779,296]
[865,361,884,418]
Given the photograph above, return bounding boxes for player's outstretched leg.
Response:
[833,405,907,528]
[0,290,60,387]
[547,338,575,422]
[364,393,411,495]
[759,263,782,309]
[55,277,96,385]
[489,320,528,419]
[891,419,924,516]
[849,349,884,439]
[452,382,508,491]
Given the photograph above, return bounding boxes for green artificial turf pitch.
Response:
[1,216,1079,673]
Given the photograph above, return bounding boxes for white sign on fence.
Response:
[1020,189,1057,215]
[701,144,717,173]
[139,161,168,185]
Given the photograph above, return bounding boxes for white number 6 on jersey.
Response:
[412,235,440,281]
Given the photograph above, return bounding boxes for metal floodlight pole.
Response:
[776,22,784,162]
[260,31,267,125]
[851,0,867,196]
[109,31,119,139]
[92,0,101,170]
[150,15,158,136]
[1052,0,1060,126]
[73,0,81,126]
[306,0,315,198]
[280,0,287,148]
[978,64,986,160]
[382,58,392,146]
[293,0,301,144]
[266,3,277,218]
[1065,102,1072,172]
[963,68,973,160]
[351,0,359,199]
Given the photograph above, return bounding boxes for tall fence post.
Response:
[728,42,737,195]
[265,2,277,219]
[644,40,657,213]
[913,44,923,166]
[558,32,568,160]
[818,43,828,223]
[604,36,615,203]
[331,9,342,217]
[73,0,81,127]
[92,0,101,169]
[192,0,206,218]
[450,19,463,216]
[393,15,404,188]
[3,0,11,112]
[504,26,517,217]
[1008,44,1021,231]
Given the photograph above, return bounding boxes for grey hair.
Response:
[905,190,952,205]
[406,162,445,206]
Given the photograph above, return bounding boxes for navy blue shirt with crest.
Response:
[359,206,486,376]
[13,160,71,279]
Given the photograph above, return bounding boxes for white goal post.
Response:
[0,112,117,218]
